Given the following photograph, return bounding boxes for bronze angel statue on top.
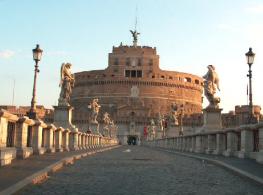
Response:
[130,30,140,46]
[58,63,75,106]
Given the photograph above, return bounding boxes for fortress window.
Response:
[137,70,142,77]
[185,77,191,83]
[149,59,153,66]
[161,75,165,79]
[125,70,131,77]
[114,58,119,65]
[169,76,173,80]
[195,79,199,84]
[152,75,155,78]
[113,68,118,73]
[126,58,131,66]
[131,70,136,77]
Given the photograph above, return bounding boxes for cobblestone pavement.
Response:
[0,148,98,191]
[19,146,263,195]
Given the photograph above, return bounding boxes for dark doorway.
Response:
[127,136,137,145]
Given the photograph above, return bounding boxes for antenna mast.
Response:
[130,5,140,47]
[135,5,138,31]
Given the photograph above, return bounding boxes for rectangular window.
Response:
[125,70,130,77]
[131,70,136,78]
[137,70,142,78]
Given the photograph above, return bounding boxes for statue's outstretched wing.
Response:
[59,63,65,87]
[215,72,220,91]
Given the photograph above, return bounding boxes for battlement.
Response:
[112,45,157,55]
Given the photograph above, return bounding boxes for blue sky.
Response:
[1,0,263,112]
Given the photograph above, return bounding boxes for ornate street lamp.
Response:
[28,44,43,119]
[245,47,255,123]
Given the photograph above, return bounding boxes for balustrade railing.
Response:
[0,109,118,166]
[143,123,263,164]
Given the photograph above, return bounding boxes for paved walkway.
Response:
[156,147,263,181]
[0,147,112,193]
[18,146,263,195]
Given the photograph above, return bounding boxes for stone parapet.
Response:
[142,122,263,164]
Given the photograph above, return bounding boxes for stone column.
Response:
[213,133,226,155]
[15,117,34,159]
[256,125,263,163]
[78,133,82,150]
[195,135,204,153]
[206,134,216,154]
[69,131,79,151]
[85,134,89,148]
[95,136,99,147]
[99,136,101,147]
[0,110,18,166]
[92,135,95,148]
[102,137,105,147]
[82,133,86,149]
[87,135,91,148]
[45,124,56,153]
[55,127,63,152]
[188,137,192,152]
[172,138,176,149]
[62,129,70,151]
[238,128,253,158]
[190,136,195,152]
[32,120,47,155]
[223,131,238,157]
[175,138,178,150]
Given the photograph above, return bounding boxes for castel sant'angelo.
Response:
[70,31,203,143]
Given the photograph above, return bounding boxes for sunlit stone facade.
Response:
[70,43,203,143]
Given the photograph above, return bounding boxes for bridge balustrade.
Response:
[0,109,118,167]
[143,123,263,164]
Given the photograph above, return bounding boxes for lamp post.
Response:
[28,44,43,119]
[245,47,255,123]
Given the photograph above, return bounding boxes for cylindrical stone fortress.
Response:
[70,44,203,137]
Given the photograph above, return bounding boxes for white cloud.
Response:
[0,50,15,59]
[246,4,263,14]
[46,51,68,57]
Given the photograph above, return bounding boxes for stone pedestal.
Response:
[206,134,216,154]
[53,105,77,131]
[256,127,263,163]
[223,131,238,157]
[62,129,70,151]
[202,108,222,132]
[45,125,56,153]
[32,120,46,155]
[213,133,226,155]
[69,132,79,151]
[55,128,63,152]
[53,105,78,151]
[0,148,16,166]
[237,129,253,158]
[195,135,204,153]
[15,117,35,159]
[90,123,100,135]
